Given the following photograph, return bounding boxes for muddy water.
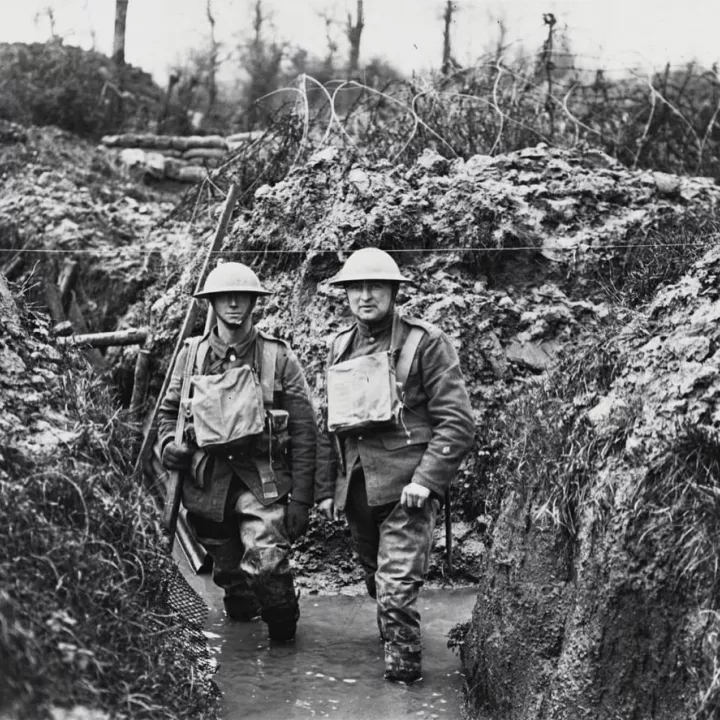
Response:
[183,566,476,720]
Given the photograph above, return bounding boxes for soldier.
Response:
[316,248,475,683]
[158,262,316,643]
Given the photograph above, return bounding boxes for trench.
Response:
[179,552,476,720]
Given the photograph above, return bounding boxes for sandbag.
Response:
[182,147,227,161]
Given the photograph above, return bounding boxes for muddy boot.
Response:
[223,593,261,622]
[383,641,423,684]
[262,602,300,643]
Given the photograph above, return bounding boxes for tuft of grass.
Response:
[629,424,720,720]
[588,212,720,307]
[0,351,219,719]
[476,333,630,540]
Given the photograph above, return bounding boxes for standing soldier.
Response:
[158,262,316,643]
[315,248,475,683]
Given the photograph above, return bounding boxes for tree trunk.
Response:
[206,0,218,115]
[109,0,129,129]
[112,0,129,67]
[441,1,454,75]
[346,0,364,75]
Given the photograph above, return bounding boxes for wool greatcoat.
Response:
[157,326,316,623]
[315,312,475,676]
[315,313,475,509]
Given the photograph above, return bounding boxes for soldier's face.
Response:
[345,281,393,324]
[211,292,254,328]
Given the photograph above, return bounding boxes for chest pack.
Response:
[180,334,282,451]
[326,318,424,435]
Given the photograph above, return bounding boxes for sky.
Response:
[1,0,719,84]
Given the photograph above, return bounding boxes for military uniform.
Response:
[159,325,316,637]
[316,312,475,679]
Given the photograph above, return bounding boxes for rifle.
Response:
[135,182,240,553]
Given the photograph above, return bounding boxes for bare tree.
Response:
[346,0,364,75]
[34,6,58,40]
[112,0,129,68]
[239,0,285,129]
[107,0,129,129]
[317,7,340,72]
[441,1,457,75]
[206,0,219,114]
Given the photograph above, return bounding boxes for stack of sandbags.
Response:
[99,132,262,183]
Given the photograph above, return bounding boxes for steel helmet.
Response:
[328,248,411,286]
[194,262,271,298]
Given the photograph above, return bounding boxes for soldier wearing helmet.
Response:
[158,262,317,643]
[315,247,475,684]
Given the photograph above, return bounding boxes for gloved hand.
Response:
[161,441,194,471]
[285,500,311,543]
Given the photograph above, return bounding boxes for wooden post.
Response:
[44,281,66,326]
[57,260,79,310]
[57,328,149,348]
[129,339,152,419]
[66,291,107,368]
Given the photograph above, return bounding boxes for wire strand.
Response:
[0,241,717,258]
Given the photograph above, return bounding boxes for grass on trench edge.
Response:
[0,349,219,720]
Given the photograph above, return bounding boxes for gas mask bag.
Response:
[190,366,265,449]
[327,351,400,434]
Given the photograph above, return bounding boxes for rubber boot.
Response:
[383,641,423,684]
[262,602,300,643]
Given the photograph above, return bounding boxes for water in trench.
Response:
[182,564,477,720]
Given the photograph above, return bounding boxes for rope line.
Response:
[0,241,717,258]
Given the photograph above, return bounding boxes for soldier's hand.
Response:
[401,482,431,509]
[285,500,311,542]
[161,441,194,471]
[317,498,337,521]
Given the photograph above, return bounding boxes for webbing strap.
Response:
[195,339,210,376]
[395,327,424,389]
[259,338,278,408]
[175,337,201,443]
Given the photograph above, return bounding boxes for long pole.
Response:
[445,487,453,579]
[133,182,240,478]
[134,183,240,566]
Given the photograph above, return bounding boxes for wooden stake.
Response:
[129,343,152,419]
[44,281,66,326]
[67,291,107,368]
[57,260,79,310]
